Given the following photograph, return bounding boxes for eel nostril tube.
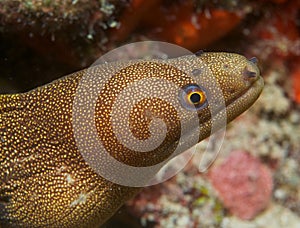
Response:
[243,59,260,81]
[248,57,258,64]
[243,68,257,79]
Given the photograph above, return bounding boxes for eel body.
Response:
[0,52,263,227]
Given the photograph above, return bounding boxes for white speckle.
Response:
[66,174,75,185]
[191,14,201,30]
[87,33,93,40]
[57,165,66,174]
[107,20,120,28]
[243,28,250,36]
[51,33,55,42]
[100,0,115,16]
[100,22,108,29]
[176,216,190,227]
[70,193,88,207]
[274,188,287,200]
[204,9,211,19]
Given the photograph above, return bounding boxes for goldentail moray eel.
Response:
[0,52,263,227]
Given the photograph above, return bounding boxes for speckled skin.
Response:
[0,53,263,227]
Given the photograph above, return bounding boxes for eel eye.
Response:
[179,84,208,111]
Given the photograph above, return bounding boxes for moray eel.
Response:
[0,52,263,227]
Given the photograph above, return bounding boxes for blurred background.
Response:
[0,0,299,227]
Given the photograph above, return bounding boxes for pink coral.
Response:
[208,150,273,220]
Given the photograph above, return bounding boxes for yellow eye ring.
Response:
[187,90,206,106]
[179,84,208,111]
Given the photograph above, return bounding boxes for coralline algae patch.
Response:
[208,151,273,220]
[292,65,300,103]
[124,64,300,227]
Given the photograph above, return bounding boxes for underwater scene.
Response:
[0,0,299,228]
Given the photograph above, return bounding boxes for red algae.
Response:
[111,0,243,51]
[247,1,299,60]
[141,1,242,51]
[246,0,300,102]
[208,151,273,220]
[291,62,300,104]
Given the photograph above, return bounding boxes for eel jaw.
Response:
[225,75,264,124]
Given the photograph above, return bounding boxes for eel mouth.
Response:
[225,75,264,123]
[195,74,264,130]
[193,74,264,141]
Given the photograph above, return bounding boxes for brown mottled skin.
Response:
[0,53,263,227]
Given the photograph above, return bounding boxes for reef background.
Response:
[0,0,299,227]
